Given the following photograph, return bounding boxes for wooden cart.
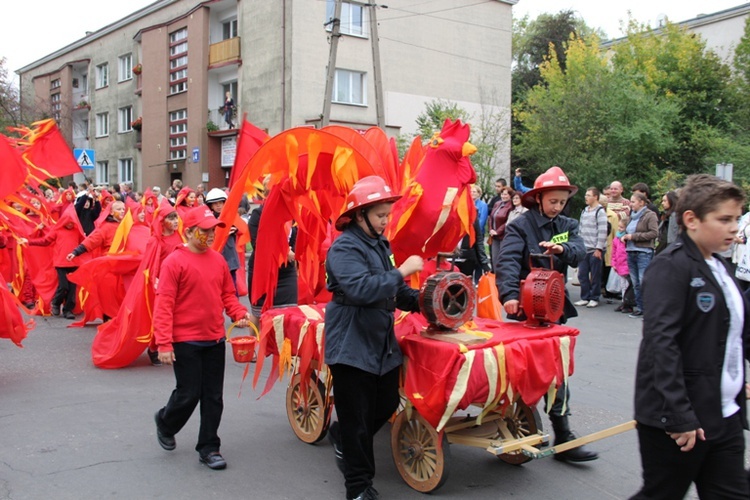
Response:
[260,306,634,493]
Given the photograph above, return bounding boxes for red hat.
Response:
[521,166,578,208]
[335,176,401,231]
[182,206,226,230]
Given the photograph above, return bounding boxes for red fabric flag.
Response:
[0,135,29,199]
[24,120,82,178]
[0,284,33,347]
[228,119,270,188]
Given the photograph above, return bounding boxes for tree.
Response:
[0,58,22,130]
[515,35,680,206]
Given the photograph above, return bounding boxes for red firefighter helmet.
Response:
[335,176,402,230]
[521,166,578,208]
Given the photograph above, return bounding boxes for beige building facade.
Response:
[18,0,516,191]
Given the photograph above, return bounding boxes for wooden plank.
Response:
[524,420,637,459]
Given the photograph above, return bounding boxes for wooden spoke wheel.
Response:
[497,400,542,465]
[285,373,330,444]
[391,410,450,493]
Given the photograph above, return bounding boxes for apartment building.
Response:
[18,0,515,191]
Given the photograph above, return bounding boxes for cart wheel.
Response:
[286,373,330,444]
[391,410,450,493]
[498,400,542,465]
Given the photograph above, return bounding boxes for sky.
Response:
[2,0,748,77]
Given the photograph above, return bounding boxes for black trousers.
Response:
[630,413,749,499]
[156,341,225,456]
[330,364,400,500]
[53,267,77,313]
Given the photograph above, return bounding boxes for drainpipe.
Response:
[281,0,287,130]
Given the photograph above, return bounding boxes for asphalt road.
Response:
[1,288,748,500]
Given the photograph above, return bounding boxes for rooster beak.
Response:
[462,141,477,157]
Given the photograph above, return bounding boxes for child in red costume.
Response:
[153,206,252,470]
[19,205,86,318]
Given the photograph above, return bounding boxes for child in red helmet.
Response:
[325,176,423,500]
[497,165,598,463]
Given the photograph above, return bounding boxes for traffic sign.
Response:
[192,147,200,163]
[73,148,95,169]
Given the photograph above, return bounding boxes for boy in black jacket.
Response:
[498,165,598,462]
[631,174,750,499]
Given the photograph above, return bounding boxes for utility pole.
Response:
[321,0,343,127]
[368,3,386,128]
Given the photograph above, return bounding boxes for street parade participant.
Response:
[324,176,423,500]
[75,187,101,235]
[66,200,126,260]
[153,205,252,470]
[205,188,243,293]
[19,205,86,319]
[498,165,599,462]
[630,174,750,499]
[174,186,197,219]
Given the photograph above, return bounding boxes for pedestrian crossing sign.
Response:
[73,148,95,169]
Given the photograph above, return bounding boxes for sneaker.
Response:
[586,300,598,308]
[51,304,61,316]
[574,300,589,306]
[628,310,643,318]
[199,451,227,470]
[148,350,162,366]
[154,412,176,451]
[621,307,634,314]
[328,421,346,476]
[63,311,76,320]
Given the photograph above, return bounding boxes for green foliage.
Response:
[415,99,471,140]
[513,14,750,194]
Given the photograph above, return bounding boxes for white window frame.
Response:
[118,158,133,183]
[169,109,187,160]
[333,69,366,105]
[96,63,109,89]
[95,112,109,137]
[118,54,133,82]
[96,161,109,185]
[170,28,187,43]
[118,106,133,133]
[326,1,368,37]
[222,18,238,40]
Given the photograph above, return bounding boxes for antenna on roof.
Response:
[656,14,668,28]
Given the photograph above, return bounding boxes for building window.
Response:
[118,158,133,183]
[96,161,109,185]
[169,109,187,160]
[169,28,188,95]
[51,93,61,116]
[222,19,238,40]
[118,106,133,133]
[51,79,61,89]
[326,1,367,37]
[118,54,133,82]
[96,63,109,89]
[96,112,109,137]
[333,69,366,105]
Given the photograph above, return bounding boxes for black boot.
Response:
[550,415,598,462]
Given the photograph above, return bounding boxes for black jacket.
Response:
[498,208,585,322]
[634,233,750,436]
[324,224,419,375]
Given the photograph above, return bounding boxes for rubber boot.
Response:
[550,415,599,462]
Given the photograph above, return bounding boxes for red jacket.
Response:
[153,246,247,352]
[81,218,120,255]
[28,228,85,268]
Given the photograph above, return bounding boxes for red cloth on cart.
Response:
[254,305,577,432]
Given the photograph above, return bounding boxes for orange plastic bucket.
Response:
[226,321,260,363]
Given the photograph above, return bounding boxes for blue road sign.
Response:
[73,148,95,169]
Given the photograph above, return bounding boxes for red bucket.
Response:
[226,321,260,363]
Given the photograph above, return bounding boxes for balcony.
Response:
[208,37,241,68]
[208,107,240,132]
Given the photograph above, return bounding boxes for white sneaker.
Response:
[587,300,599,308]
[574,300,589,306]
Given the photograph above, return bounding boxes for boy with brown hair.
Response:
[153,206,252,470]
[631,174,750,499]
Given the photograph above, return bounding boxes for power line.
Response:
[379,35,510,69]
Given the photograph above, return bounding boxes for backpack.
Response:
[582,206,611,236]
